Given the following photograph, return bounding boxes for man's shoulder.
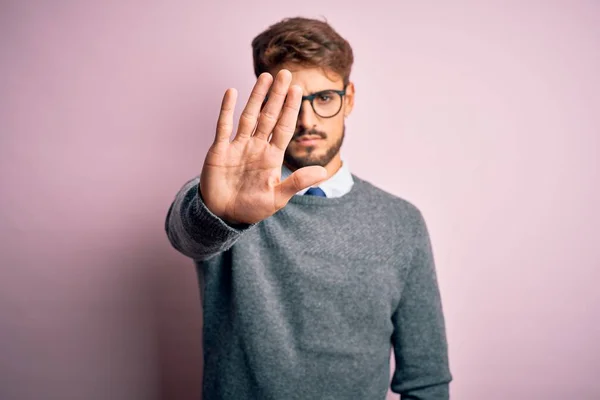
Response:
[352,174,424,221]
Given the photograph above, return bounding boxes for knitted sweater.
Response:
[165,174,452,399]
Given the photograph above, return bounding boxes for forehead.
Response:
[271,65,344,94]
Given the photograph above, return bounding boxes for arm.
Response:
[390,210,452,399]
[165,70,326,261]
[165,176,253,261]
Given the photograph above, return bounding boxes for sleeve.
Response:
[164,176,255,261]
[390,210,453,399]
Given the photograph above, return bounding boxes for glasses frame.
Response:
[300,88,347,119]
[262,87,347,119]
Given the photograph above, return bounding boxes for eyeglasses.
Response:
[299,89,347,118]
[263,88,347,119]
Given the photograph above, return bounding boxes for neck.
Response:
[322,155,343,179]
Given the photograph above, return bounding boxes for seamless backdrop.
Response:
[1,1,599,399]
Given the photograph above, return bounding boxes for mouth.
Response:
[295,136,323,146]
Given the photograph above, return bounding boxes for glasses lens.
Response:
[312,91,342,118]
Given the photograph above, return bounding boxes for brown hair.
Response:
[251,17,354,85]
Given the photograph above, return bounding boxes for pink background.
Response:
[1,1,599,399]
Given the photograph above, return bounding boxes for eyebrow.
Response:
[263,88,343,104]
[305,88,343,95]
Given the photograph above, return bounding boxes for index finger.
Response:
[269,85,303,151]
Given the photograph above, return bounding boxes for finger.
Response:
[270,84,303,151]
[234,73,273,141]
[276,166,328,204]
[253,69,292,141]
[214,88,237,144]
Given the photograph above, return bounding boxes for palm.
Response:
[200,70,327,224]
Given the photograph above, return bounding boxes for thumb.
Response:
[277,165,328,203]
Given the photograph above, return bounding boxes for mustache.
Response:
[293,128,327,140]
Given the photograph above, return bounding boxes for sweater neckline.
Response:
[287,174,365,206]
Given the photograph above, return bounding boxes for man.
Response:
[165,16,452,400]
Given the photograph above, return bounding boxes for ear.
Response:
[343,82,355,117]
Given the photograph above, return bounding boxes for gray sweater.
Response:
[165,174,452,399]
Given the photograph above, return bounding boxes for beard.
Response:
[284,125,345,170]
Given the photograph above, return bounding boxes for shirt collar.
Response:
[281,160,354,198]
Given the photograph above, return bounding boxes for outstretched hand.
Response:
[200,69,327,224]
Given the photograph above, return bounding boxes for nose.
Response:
[297,99,318,130]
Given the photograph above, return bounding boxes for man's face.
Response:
[270,65,355,171]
